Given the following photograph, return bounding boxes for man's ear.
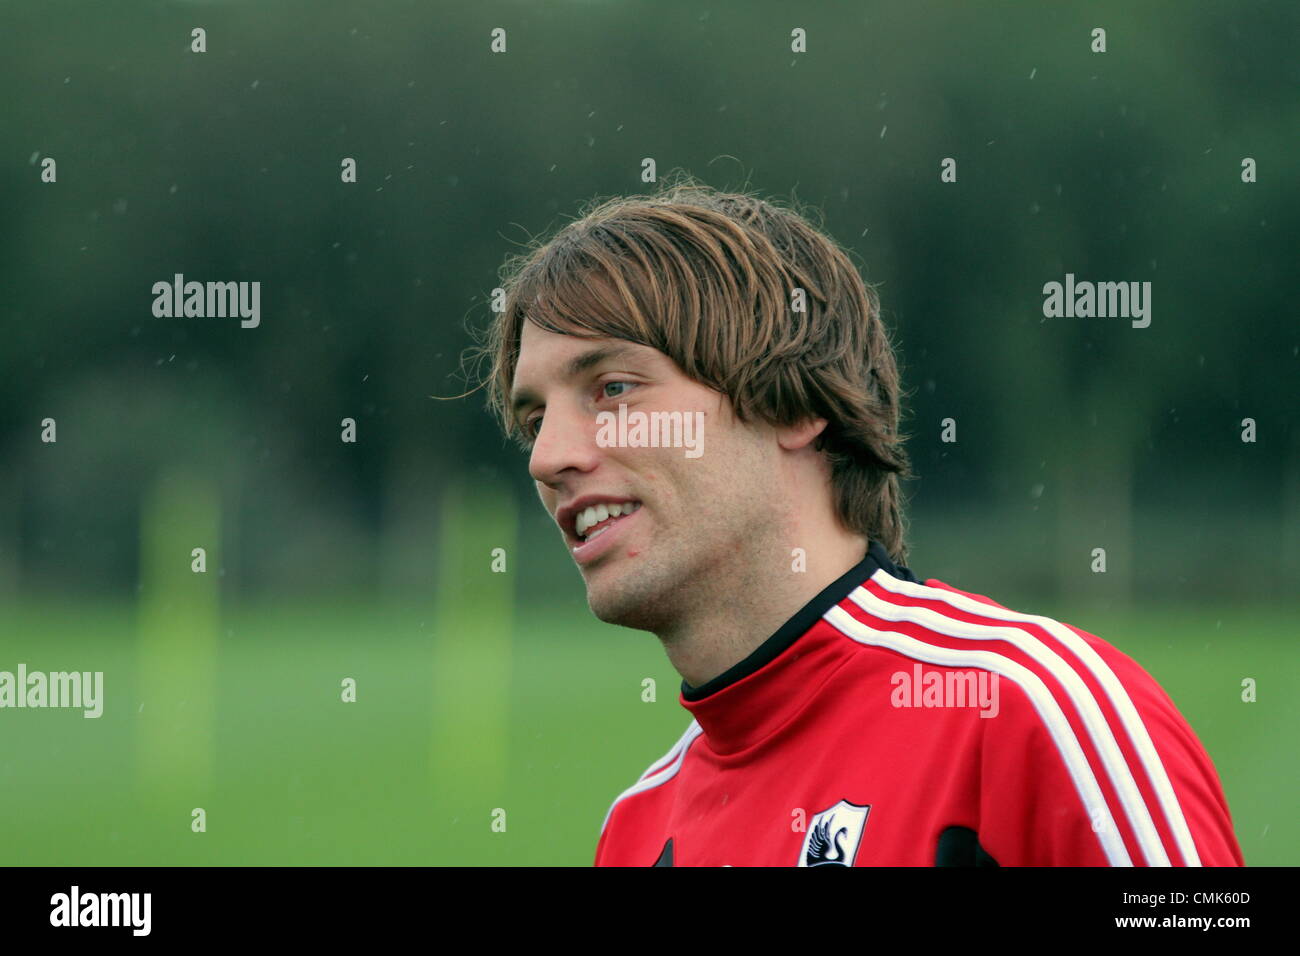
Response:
[777,417,829,452]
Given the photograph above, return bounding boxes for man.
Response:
[481,178,1244,867]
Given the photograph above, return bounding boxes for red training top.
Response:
[594,542,1244,867]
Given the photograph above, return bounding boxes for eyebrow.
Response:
[509,344,640,424]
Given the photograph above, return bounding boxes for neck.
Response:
[659,527,871,689]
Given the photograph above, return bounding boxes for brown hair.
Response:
[477,173,913,563]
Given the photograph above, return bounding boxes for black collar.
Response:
[680,540,920,702]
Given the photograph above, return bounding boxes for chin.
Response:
[586,576,663,633]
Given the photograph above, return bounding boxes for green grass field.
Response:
[0,599,1294,865]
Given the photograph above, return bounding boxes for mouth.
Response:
[566,500,642,565]
[573,500,641,540]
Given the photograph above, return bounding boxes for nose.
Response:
[527,399,601,488]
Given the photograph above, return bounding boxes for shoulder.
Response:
[827,567,1165,703]
[822,569,1241,866]
[593,719,703,866]
[597,719,703,839]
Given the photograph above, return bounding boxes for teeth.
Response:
[575,500,640,537]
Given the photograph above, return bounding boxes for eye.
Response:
[601,381,637,400]
[522,414,543,440]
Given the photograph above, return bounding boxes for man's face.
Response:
[511,321,783,633]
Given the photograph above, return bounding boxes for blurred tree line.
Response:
[0,0,1295,604]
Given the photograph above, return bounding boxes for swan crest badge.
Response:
[798,800,871,867]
